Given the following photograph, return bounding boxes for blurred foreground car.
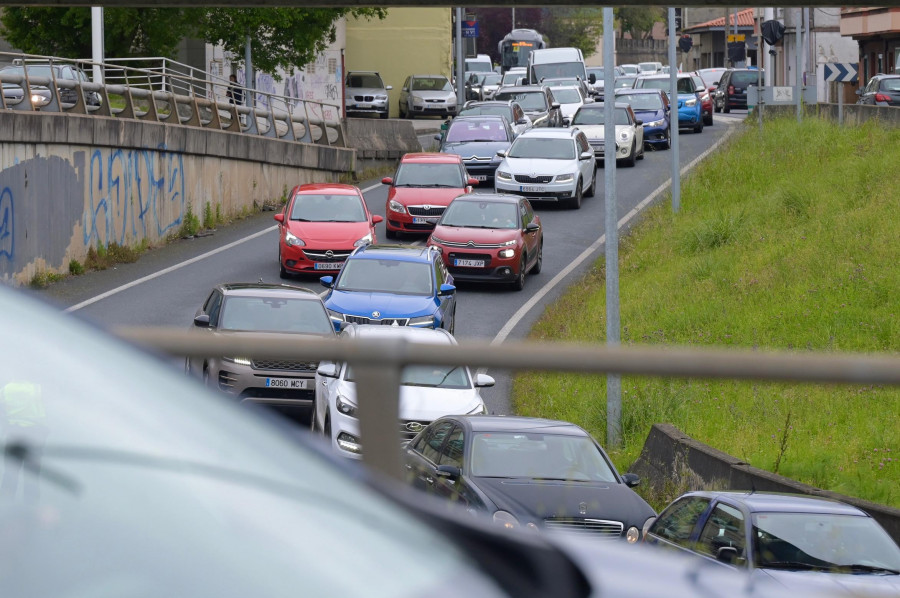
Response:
[644,491,900,595]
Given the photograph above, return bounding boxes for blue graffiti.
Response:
[0,187,12,261]
[84,146,185,247]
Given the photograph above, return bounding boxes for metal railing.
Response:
[0,52,346,147]
[114,327,900,480]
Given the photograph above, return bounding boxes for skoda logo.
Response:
[325,250,334,259]
[423,205,432,211]
[579,502,588,515]
[406,422,425,433]
[530,172,536,178]
[371,311,381,319]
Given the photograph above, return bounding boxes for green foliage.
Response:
[539,8,604,59]
[617,7,664,40]
[215,203,223,226]
[203,201,216,230]
[68,259,85,276]
[179,203,201,238]
[514,117,900,507]
[29,270,66,288]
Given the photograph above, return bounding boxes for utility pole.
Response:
[245,35,254,108]
[91,7,104,84]
[512,7,515,29]
[764,7,774,86]
[455,8,464,107]
[669,8,680,213]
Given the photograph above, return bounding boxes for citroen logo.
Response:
[579,502,588,515]
[372,311,381,319]
[467,240,475,247]
[406,422,425,433]
[325,250,334,259]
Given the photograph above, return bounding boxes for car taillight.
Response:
[728,85,735,95]
[875,93,892,102]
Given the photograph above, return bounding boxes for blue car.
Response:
[615,88,671,149]
[633,74,704,134]
[320,244,457,333]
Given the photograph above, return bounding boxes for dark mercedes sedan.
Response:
[403,415,656,542]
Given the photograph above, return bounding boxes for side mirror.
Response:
[584,97,594,104]
[695,87,705,93]
[434,134,442,141]
[320,276,334,288]
[525,221,540,233]
[579,151,593,161]
[634,119,643,126]
[517,118,528,125]
[382,177,393,185]
[855,89,861,96]
[467,177,479,186]
[316,362,339,378]
[589,74,597,84]
[475,374,495,388]
[716,546,739,565]
[385,85,393,91]
[438,283,456,296]
[435,464,461,479]
[372,215,384,224]
[496,149,507,158]
[621,472,640,487]
[193,314,210,328]
[551,102,561,110]
[274,213,284,223]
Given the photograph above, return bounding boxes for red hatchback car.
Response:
[275,183,382,277]
[383,153,478,239]
[428,193,542,291]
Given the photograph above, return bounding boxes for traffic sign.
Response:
[727,34,746,43]
[823,62,858,83]
[462,20,478,38]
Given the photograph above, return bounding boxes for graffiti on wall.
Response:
[83,145,185,248]
[0,187,12,262]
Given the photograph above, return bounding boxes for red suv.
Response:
[275,183,382,277]
[428,193,542,291]
[383,153,477,239]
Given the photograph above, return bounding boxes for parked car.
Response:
[437,115,516,183]
[312,325,492,458]
[547,84,591,126]
[614,88,671,150]
[634,74,704,133]
[403,415,657,541]
[570,102,644,167]
[495,127,596,209]
[320,244,457,333]
[345,71,391,119]
[493,85,564,128]
[400,74,458,119]
[275,183,382,277]
[186,283,335,418]
[856,74,900,107]
[714,68,762,113]
[458,100,532,138]
[382,153,477,239]
[644,491,900,594]
[689,72,714,126]
[428,193,542,291]
[0,63,100,108]
[638,62,663,76]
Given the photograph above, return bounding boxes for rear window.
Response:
[731,71,760,86]
[880,78,900,92]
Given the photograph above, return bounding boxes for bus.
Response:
[498,29,547,73]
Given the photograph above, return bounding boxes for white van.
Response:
[465,54,493,73]
[527,47,587,85]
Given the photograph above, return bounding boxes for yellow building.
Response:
[346,8,452,118]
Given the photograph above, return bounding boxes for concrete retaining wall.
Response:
[0,111,355,285]
[344,117,423,174]
[629,424,900,544]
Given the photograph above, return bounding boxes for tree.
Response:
[540,8,604,59]
[617,7,664,41]
[196,8,386,80]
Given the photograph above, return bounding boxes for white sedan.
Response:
[571,102,644,167]
[311,324,493,458]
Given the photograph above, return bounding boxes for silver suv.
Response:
[345,71,392,119]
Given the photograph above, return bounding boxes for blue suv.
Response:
[320,244,457,333]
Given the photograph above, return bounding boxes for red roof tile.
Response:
[685,8,755,32]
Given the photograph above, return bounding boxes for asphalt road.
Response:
[41,111,748,417]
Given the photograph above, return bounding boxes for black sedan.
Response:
[436,115,515,183]
[403,415,656,542]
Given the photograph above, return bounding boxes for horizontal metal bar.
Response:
[0,1,856,7]
[115,327,900,386]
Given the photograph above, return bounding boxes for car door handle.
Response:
[425,476,434,485]
[404,464,412,470]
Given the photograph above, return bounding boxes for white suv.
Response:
[494,128,596,209]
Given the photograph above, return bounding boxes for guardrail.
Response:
[114,327,900,480]
[0,52,346,147]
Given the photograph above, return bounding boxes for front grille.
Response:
[399,419,431,441]
[240,388,314,401]
[543,518,624,538]
[404,223,437,231]
[589,139,604,147]
[463,156,494,163]
[354,95,374,102]
[439,239,503,249]
[303,249,351,262]
[514,174,553,184]
[425,99,445,103]
[251,359,318,372]
[449,252,492,263]
[407,206,446,217]
[344,315,410,326]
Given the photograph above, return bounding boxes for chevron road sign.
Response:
[824,63,858,83]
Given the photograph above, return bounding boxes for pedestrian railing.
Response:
[0,52,346,147]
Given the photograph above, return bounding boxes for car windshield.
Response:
[881,79,900,92]
[615,77,637,88]
[481,73,502,85]
[466,61,492,73]
[439,200,518,229]
[290,194,366,222]
[219,296,334,334]
[3,65,57,79]
[347,73,383,88]
[551,88,582,103]
[459,106,512,120]
[572,107,631,126]
[394,163,464,188]
[621,65,639,75]
[336,259,433,295]
[698,69,725,86]
[731,72,760,87]
[508,137,575,159]
[347,364,470,389]
[639,78,696,94]
[617,93,663,111]
[639,63,658,72]
[470,432,618,481]
[501,72,522,85]
[587,67,604,78]
[532,63,584,82]
[493,91,547,112]
[445,120,509,143]
[753,513,900,572]
[412,77,452,92]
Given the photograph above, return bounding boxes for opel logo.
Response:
[406,422,425,433]
[579,502,588,515]
[372,311,381,319]
[325,250,334,259]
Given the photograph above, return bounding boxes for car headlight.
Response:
[408,315,436,327]
[222,357,252,366]
[31,94,48,106]
[626,526,641,543]
[685,98,697,106]
[555,173,574,183]
[375,94,387,100]
[326,309,344,324]
[501,239,517,246]
[284,230,305,247]
[701,94,710,102]
[646,119,665,128]
[354,233,373,247]
[496,170,512,181]
[388,200,407,214]
[413,96,424,105]
[467,403,487,415]
[336,396,358,418]
[499,248,516,259]
[493,511,520,530]
[336,432,362,454]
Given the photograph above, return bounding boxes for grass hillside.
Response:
[513,116,899,508]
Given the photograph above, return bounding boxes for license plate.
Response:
[521,186,545,193]
[314,262,342,270]
[265,378,308,389]
[413,217,436,224]
[473,175,488,181]
[454,259,485,268]
[354,103,370,109]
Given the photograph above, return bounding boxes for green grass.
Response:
[513,116,900,508]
